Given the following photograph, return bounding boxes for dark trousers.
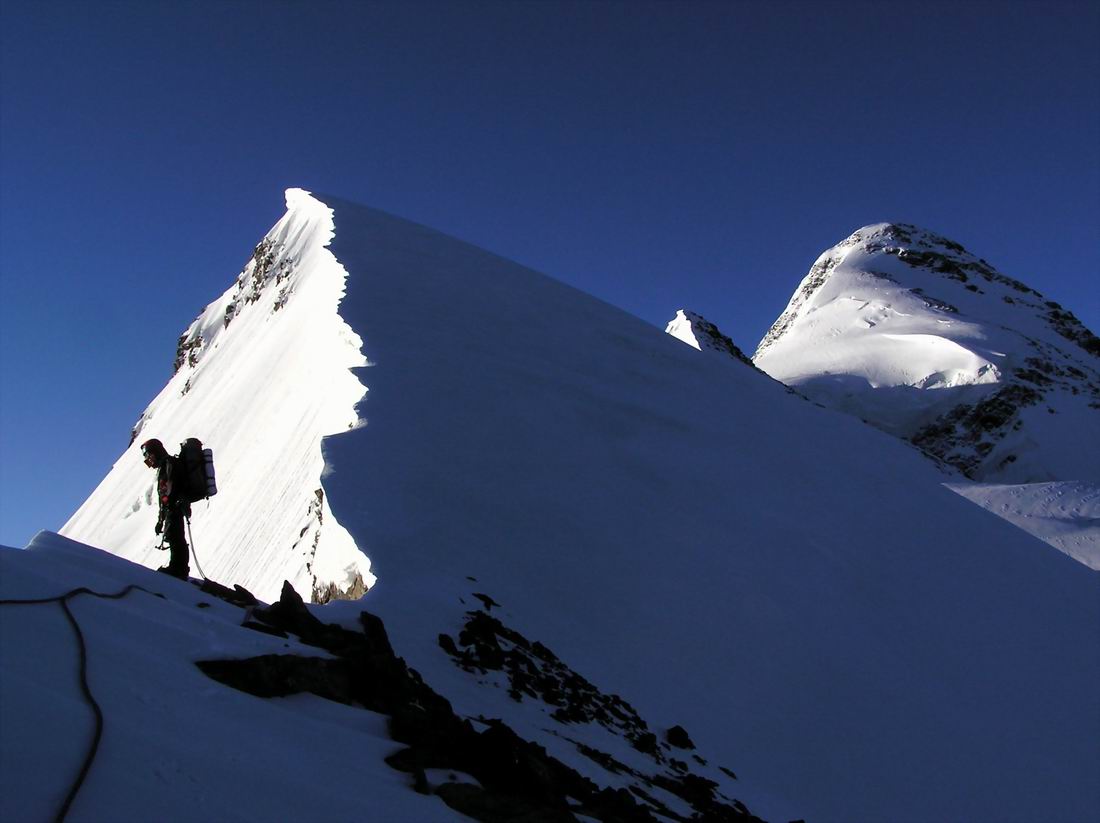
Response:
[163,509,189,578]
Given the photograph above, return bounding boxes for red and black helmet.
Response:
[140,438,168,463]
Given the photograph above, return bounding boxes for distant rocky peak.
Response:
[665,309,755,366]
[752,231,867,358]
[755,222,1099,362]
[752,221,1100,482]
[752,223,949,359]
[856,223,1100,361]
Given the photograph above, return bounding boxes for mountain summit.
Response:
[14,193,1098,822]
[753,222,1100,482]
[665,309,755,366]
[62,189,373,602]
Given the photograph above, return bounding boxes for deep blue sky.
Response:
[2,0,1097,548]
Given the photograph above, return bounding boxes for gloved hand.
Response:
[155,519,163,535]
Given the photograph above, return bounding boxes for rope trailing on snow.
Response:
[0,584,157,823]
[185,516,209,582]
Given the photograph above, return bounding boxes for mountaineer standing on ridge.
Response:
[141,438,190,579]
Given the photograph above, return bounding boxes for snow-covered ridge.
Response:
[15,195,1100,818]
[62,189,372,602]
[665,309,755,366]
[757,223,1099,362]
[302,196,1099,822]
[753,222,1100,482]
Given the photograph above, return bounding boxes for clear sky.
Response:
[1,0,1097,548]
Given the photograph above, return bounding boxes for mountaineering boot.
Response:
[157,564,189,580]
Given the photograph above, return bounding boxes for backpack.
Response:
[178,437,218,503]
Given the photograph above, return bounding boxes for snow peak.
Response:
[178,438,217,503]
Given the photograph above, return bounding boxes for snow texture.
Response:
[313,194,1099,822]
[10,192,1098,823]
[753,223,1100,484]
[947,480,1100,570]
[61,190,372,603]
[0,533,465,823]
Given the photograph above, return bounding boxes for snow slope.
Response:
[28,192,1100,822]
[947,480,1100,570]
[311,194,1098,822]
[61,190,372,603]
[753,223,1100,483]
[0,533,465,823]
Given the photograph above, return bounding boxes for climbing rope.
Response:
[0,584,156,822]
[185,515,209,582]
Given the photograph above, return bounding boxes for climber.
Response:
[141,438,190,579]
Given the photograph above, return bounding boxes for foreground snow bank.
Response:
[2,532,765,823]
[0,532,460,823]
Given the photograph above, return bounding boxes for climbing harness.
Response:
[0,585,158,823]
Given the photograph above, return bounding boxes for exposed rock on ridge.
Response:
[665,309,756,367]
[753,223,1100,482]
[63,189,373,603]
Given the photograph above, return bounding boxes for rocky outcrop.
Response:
[311,570,369,605]
[910,384,1043,477]
[439,605,756,821]
[224,238,297,327]
[196,581,766,823]
[665,310,756,367]
[755,255,840,357]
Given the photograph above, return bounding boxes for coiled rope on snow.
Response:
[0,584,158,822]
